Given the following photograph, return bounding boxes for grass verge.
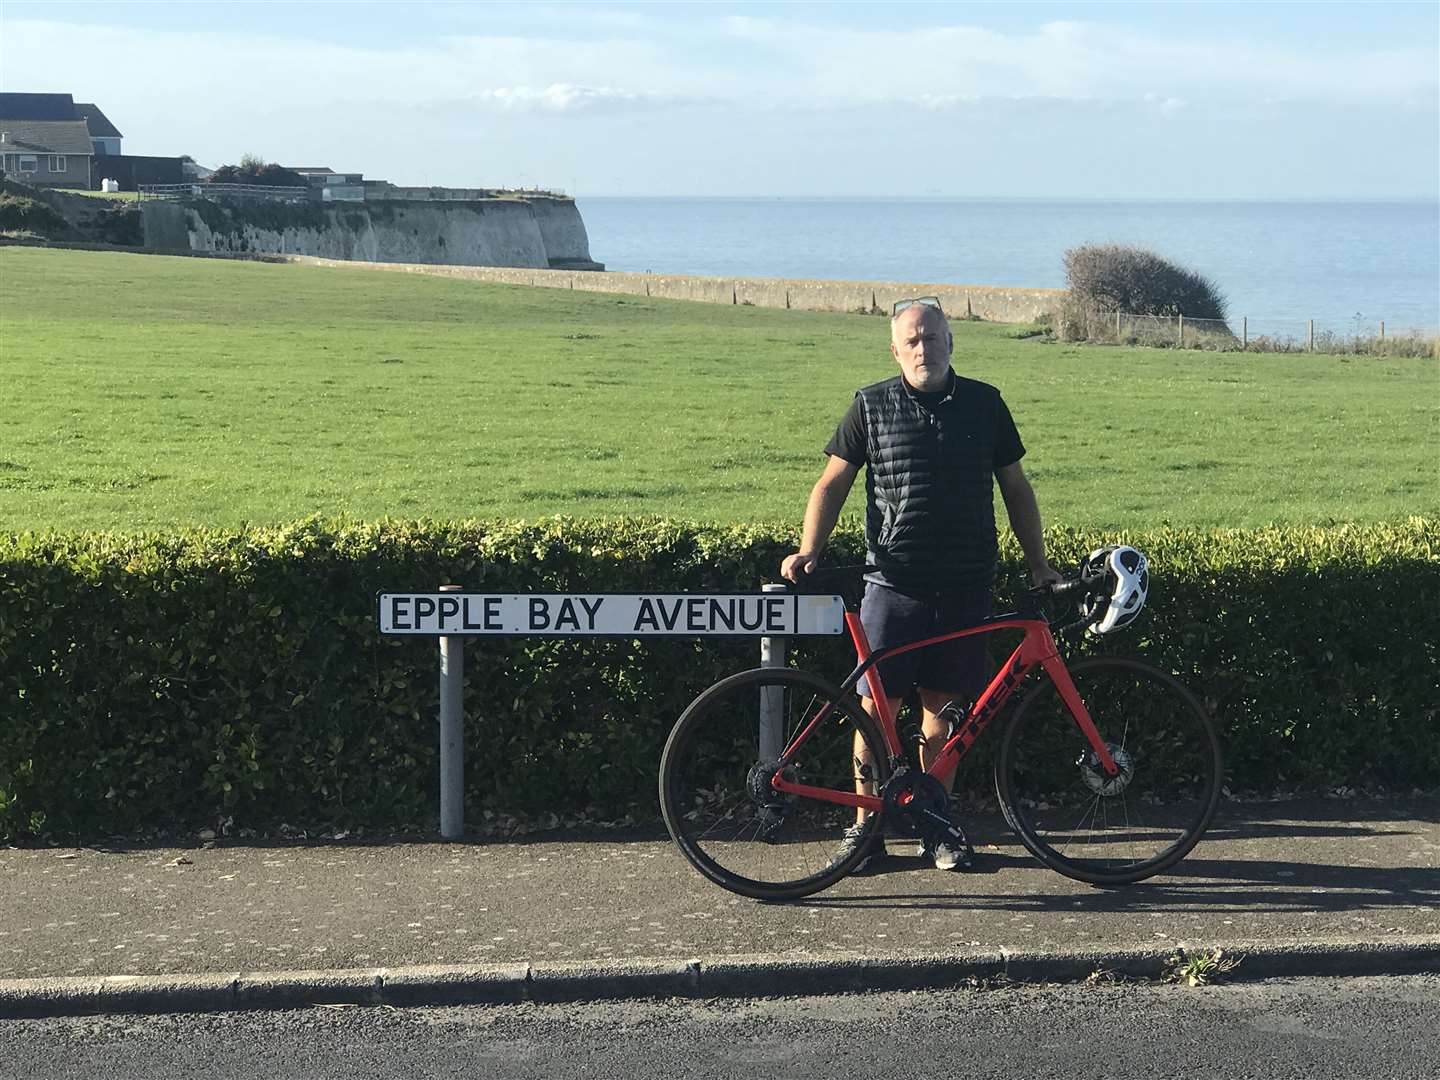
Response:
[2,246,1435,531]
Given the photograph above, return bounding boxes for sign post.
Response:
[378,589,845,838]
[758,582,788,761]
[438,584,464,840]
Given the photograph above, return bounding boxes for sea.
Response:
[577,198,1440,338]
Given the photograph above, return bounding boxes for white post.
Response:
[1242,316,1248,349]
[438,584,465,839]
[1177,314,1184,348]
[759,582,788,760]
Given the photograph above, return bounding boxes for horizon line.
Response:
[571,193,1440,202]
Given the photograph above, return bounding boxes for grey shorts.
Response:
[856,582,993,701]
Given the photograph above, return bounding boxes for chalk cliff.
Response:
[139,195,603,270]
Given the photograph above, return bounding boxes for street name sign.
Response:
[377,592,845,636]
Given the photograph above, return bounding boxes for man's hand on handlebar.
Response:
[779,553,820,583]
[1030,561,1062,588]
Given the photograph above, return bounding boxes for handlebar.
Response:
[1024,574,1105,634]
[773,563,1104,631]
[1044,576,1094,602]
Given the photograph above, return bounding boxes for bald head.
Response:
[889,304,953,392]
[890,303,950,346]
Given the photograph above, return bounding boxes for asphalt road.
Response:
[3,975,1436,1079]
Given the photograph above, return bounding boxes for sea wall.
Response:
[139,197,603,270]
[282,257,1064,324]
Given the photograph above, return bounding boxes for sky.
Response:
[2,1,1437,198]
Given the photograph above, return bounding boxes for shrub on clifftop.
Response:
[1064,243,1229,322]
[207,156,306,189]
[0,191,68,237]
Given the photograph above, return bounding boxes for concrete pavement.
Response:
[2,796,1436,1015]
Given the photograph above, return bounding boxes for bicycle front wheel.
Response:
[995,657,1223,886]
[659,667,890,902]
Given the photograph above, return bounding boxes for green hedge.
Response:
[1,518,1435,839]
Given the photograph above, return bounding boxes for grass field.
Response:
[53,188,142,202]
[2,246,1435,533]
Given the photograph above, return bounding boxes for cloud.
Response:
[469,82,713,115]
[0,18,707,109]
[914,93,982,111]
[0,9,1432,197]
[3,11,1432,122]
[478,84,650,113]
[441,2,660,36]
[1144,92,1190,119]
[715,14,1437,108]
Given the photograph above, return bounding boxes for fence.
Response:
[1062,308,1437,357]
[137,182,310,204]
[363,184,568,202]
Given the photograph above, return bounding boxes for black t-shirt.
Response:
[825,372,1026,469]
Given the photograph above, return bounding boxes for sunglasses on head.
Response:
[891,296,943,317]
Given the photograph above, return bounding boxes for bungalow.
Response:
[75,102,123,156]
[0,93,123,156]
[0,119,93,189]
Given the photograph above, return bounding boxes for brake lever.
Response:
[1031,577,1098,636]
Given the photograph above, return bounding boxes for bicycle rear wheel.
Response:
[659,667,890,902]
[995,657,1222,886]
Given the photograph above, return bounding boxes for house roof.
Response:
[0,92,76,121]
[0,119,96,155]
[0,94,124,139]
[73,102,123,139]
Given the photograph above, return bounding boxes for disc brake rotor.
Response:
[1079,743,1135,796]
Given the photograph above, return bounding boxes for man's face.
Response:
[889,306,953,392]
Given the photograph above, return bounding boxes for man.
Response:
[780,296,1058,871]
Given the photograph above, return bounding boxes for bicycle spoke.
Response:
[660,669,889,901]
[1121,790,1136,869]
[999,657,1222,885]
[694,801,742,842]
[790,692,822,751]
[1056,793,1101,861]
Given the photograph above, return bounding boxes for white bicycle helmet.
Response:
[1081,545,1149,635]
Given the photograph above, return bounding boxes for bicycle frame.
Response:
[770,610,1120,811]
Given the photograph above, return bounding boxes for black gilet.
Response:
[858,373,1003,593]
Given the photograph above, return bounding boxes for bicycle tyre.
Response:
[659,667,891,902]
[995,656,1223,886]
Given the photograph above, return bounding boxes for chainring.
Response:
[881,768,951,838]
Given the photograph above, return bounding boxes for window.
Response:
[48,155,67,173]
[18,155,37,173]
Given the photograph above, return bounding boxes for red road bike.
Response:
[659,568,1223,901]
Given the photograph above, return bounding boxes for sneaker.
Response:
[919,818,974,871]
[835,822,882,872]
